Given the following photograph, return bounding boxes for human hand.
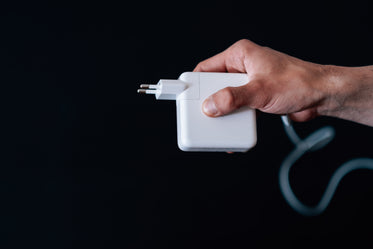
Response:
[194,39,335,122]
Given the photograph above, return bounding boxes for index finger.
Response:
[193,51,228,72]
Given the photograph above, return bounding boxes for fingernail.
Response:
[203,96,218,116]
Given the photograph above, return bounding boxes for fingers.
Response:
[193,51,227,72]
[288,109,318,122]
[196,39,321,122]
[202,83,319,122]
[202,81,266,117]
[194,39,260,73]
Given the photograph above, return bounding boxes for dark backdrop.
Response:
[1,1,373,248]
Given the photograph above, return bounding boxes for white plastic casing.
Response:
[176,72,257,152]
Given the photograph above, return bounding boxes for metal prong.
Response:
[140,84,159,89]
[140,84,150,89]
[137,89,158,94]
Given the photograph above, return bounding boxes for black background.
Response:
[1,1,373,248]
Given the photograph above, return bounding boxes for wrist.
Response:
[319,65,373,126]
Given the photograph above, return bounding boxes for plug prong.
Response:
[140,84,159,89]
[138,84,160,94]
[140,84,150,89]
[137,89,158,94]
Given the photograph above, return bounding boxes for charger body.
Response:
[175,72,257,152]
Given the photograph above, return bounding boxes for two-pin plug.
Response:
[137,79,186,100]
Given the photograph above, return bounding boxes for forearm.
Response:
[319,65,373,126]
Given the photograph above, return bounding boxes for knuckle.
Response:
[230,39,257,60]
[235,39,254,50]
[217,87,236,111]
[236,39,250,46]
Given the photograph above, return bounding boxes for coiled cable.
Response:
[279,115,373,216]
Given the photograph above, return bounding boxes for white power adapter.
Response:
[138,72,257,152]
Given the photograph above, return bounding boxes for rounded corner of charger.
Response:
[177,136,193,152]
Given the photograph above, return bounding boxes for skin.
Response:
[193,39,373,127]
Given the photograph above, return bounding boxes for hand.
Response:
[193,39,373,126]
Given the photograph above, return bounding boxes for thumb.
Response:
[202,82,263,117]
